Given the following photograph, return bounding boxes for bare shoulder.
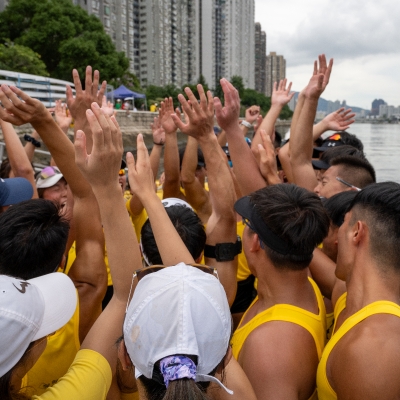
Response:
[239,321,319,400]
[330,314,400,399]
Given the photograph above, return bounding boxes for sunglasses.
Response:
[119,169,126,176]
[336,177,361,191]
[125,264,218,312]
[39,166,60,180]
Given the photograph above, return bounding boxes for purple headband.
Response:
[159,355,196,387]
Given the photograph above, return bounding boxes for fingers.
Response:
[197,84,208,113]
[136,133,149,166]
[66,85,73,105]
[98,80,107,104]
[72,69,82,93]
[184,87,201,114]
[85,66,93,96]
[313,61,317,75]
[177,93,194,120]
[171,108,185,131]
[86,104,106,149]
[92,69,100,98]
[0,85,31,119]
[74,130,88,168]
[213,97,223,118]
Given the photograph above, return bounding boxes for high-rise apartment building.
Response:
[254,22,266,94]
[266,52,286,97]
[73,0,138,75]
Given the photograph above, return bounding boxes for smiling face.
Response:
[42,178,68,211]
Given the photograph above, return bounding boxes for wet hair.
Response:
[141,205,206,265]
[319,145,366,168]
[330,155,376,188]
[249,184,329,270]
[333,131,364,151]
[139,355,214,400]
[323,191,358,227]
[348,182,400,270]
[0,158,12,178]
[0,199,70,280]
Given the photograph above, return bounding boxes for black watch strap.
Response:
[204,236,242,262]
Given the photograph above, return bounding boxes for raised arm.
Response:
[75,103,141,373]
[240,105,261,136]
[24,130,41,162]
[0,119,38,198]
[215,78,267,195]
[127,135,195,266]
[258,130,281,186]
[290,55,333,192]
[180,135,212,224]
[66,66,106,154]
[172,84,238,305]
[252,80,294,154]
[160,97,184,200]
[54,100,73,134]
[312,107,355,141]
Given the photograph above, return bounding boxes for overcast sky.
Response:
[254,0,400,110]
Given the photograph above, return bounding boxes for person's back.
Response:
[317,182,400,399]
[233,184,329,399]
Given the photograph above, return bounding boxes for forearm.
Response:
[92,186,140,302]
[181,136,199,184]
[1,120,38,197]
[149,143,163,181]
[226,125,266,195]
[277,143,294,183]
[141,191,195,266]
[32,113,90,197]
[252,104,282,151]
[162,131,182,198]
[24,130,40,162]
[217,129,227,147]
[313,120,328,141]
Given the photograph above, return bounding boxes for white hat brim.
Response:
[29,273,77,341]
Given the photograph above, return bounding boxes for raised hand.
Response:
[101,96,115,117]
[126,134,154,199]
[66,66,107,120]
[171,84,214,141]
[0,85,49,125]
[323,108,356,132]
[151,116,165,145]
[304,54,333,99]
[159,97,177,134]
[271,79,295,107]
[258,130,281,185]
[254,114,263,132]
[54,100,73,131]
[214,78,240,131]
[245,105,261,124]
[74,102,123,191]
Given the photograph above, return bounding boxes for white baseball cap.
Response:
[0,273,77,377]
[36,166,64,189]
[161,197,194,211]
[124,263,233,393]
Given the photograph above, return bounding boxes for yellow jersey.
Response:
[317,297,400,400]
[21,292,80,395]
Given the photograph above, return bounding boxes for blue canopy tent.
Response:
[107,85,147,110]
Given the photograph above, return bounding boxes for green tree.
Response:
[230,75,245,99]
[279,105,293,120]
[0,0,129,81]
[0,41,49,76]
[109,71,143,93]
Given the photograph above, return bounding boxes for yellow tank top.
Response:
[317,299,400,400]
[231,277,326,360]
[21,292,80,395]
[236,220,252,282]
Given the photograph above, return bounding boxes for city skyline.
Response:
[254,0,400,110]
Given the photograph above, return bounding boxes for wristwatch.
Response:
[204,236,242,262]
[240,120,253,129]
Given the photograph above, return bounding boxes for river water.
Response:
[330,123,400,183]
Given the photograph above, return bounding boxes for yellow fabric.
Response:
[316,297,400,400]
[31,349,112,399]
[231,278,327,362]
[326,312,334,341]
[126,201,149,241]
[236,220,252,282]
[22,293,80,395]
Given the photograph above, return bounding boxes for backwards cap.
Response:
[124,263,232,392]
[0,273,77,377]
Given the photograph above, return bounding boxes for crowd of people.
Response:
[0,54,400,400]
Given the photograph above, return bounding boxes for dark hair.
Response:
[330,155,376,188]
[0,158,12,179]
[141,205,206,265]
[323,191,358,227]
[320,145,366,167]
[0,199,70,279]
[334,131,363,151]
[139,355,216,400]
[274,131,282,148]
[249,184,329,270]
[348,182,400,270]
[179,146,205,170]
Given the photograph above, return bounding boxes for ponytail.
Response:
[162,378,210,400]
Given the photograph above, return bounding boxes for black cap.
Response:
[312,159,330,170]
[314,133,346,152]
